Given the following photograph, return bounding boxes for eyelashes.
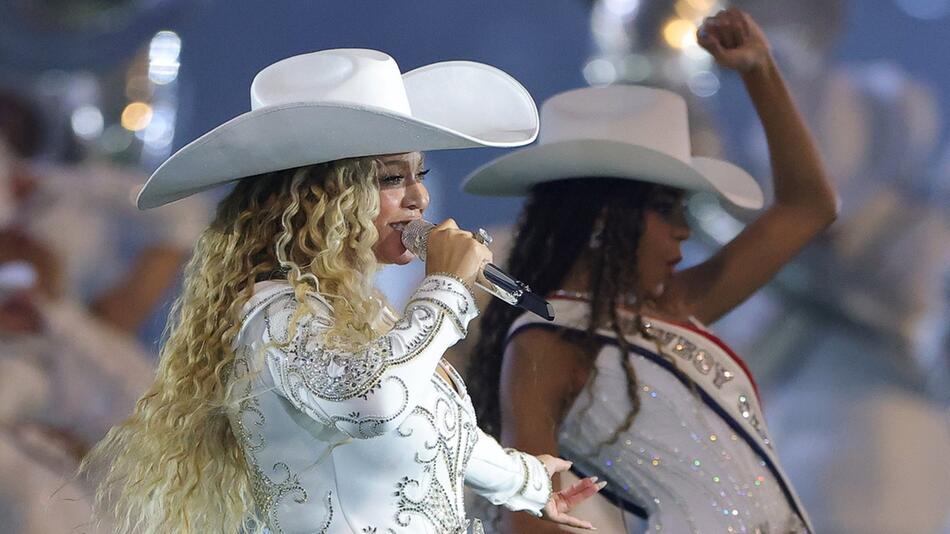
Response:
[647,197,687,218]
[379,169,430,186]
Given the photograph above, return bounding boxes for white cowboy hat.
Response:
[462,85,763,212]
[137,48,539,209]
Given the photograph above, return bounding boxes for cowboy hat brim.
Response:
[137,61,538,209]
[462,139,764,212]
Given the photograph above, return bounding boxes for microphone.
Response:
[402,219,554,321]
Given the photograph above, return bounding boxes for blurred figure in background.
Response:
[709,2,950,532]
[0,90,207,533]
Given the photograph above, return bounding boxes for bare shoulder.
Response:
[506,327,590,369]
[500,326,593,453]
[502,326,593,400]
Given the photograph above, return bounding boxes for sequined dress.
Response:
[227,275,551,534]
[508,298,813,533]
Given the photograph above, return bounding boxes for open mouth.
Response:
[388,219,418,232]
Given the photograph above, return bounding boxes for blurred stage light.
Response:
[688,70,720,97]
[583,58,619,85]
[622,54,652,82]
[100,124,135,153]
[139,105,176,150]
[70,105,105,140]
[121,102,153,131]
[675,0,701,20]
[148,31,182,85]
[663,18,698,49]
[686,0,716,10]
[688,192,743,243]
[604,0,641,18]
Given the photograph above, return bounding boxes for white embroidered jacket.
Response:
[228,275,550,534]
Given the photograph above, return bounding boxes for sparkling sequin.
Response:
[249,462,312,534]
[645,322,747,392]
[713,363,736,388]
[549,303,807,532]
[693,350,713,374]
[393,390,482,533]
[230,351,267,453]
[227,279,500,533]
[271,303,434,402]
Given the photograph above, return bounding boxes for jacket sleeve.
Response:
[263,274,478,439]
[464,427,552,516]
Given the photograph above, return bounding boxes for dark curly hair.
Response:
[467,177,677,445]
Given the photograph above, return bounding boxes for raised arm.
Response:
[669,8,839,323]
[263,218,491,438]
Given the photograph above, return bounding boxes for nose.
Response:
[403,180,429,213]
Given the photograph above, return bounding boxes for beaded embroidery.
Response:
[392,389,479,533]
[642,320,772,447]
[249,462,311,534]
[227,277,496,533]
[266,296,443,403]
[231,350,267,453]
[228,351,321,533]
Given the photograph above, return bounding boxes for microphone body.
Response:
[401,219,554,321]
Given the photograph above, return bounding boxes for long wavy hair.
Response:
[468,178,675,446]
[79,156,383,533]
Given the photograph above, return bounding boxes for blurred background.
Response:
[1,1,947,532]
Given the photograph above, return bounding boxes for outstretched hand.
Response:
[697,8,772,74]
[537,454,607,530]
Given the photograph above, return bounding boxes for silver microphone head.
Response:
[401,219,436,261]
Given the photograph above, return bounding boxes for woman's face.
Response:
[372,151,429,265]
[636,190,690,299]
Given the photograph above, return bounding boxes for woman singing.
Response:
[81,48,604,534]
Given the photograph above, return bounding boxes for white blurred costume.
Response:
[510,298,812,533]
[716,59,950,533]
[0,153,208,533]
[229,275,551,534]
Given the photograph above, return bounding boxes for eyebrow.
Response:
[379,157,426,172]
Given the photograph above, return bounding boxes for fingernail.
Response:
[596,481,608,490]
[589,476,599,483]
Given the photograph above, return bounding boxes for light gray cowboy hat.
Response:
[463,85,763,212]
[137,48,539,209]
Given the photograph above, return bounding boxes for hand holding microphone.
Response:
[422,219,493,287]
[403,219,554,321]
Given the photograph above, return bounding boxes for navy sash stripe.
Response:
[508,323,809,530]
[569,464,649,519]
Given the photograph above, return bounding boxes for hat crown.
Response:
[539,85,691,163]
[250,48,412,115]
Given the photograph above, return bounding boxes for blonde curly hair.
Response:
[80,156,384,533]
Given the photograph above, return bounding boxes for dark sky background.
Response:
[165,0,948,228]
[4,0,947,227]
